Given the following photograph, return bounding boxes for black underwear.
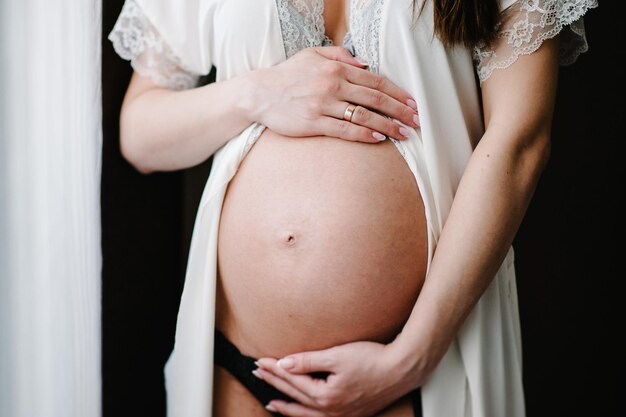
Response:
[214,330,423,417]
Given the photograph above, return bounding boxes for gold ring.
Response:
[343,103,357,122]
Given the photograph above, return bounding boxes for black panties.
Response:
[214,330,423,417]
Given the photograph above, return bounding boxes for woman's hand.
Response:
[245,46,420,143]
[254,340,428,417]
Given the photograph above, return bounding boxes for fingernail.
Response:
[413,114,420,127]
[372,132,386,141]
[252,370,263,380]
[277,358,295,369]
[399,127,411,138]
[266,404,278,412]
[407,98,418,110]
[254,361,260,367]
[354,56,369,67]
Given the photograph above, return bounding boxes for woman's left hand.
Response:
[254,340,424,417]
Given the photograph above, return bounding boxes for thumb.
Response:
[312,46,368,68]
[277,350,335,374]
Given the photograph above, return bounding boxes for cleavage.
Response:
[322,0,351,45]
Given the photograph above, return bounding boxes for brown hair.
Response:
[415,0,501,48]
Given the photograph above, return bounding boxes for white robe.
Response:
[108,1,597,416]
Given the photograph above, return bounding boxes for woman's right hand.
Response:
[245,46,420,143]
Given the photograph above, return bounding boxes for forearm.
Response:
[119,71,256,173]
[391,129,550,381]
[118,47,421,174]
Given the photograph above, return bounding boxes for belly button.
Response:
[284,234,297,246]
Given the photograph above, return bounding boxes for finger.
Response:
[318,117,387,143]
[256,357,279,369]
[311,46,367,68]
[341,82,420,129]
[258,361,327,399]
[253,368,318,407]
[346,67,418,123]
[330,102,412,141]
[267,400,326,417]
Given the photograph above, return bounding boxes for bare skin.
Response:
[214,131,427,415]
[119,47,419,173]
[213,2,426,416]
[214,366,415,417]
[217,133,427,356]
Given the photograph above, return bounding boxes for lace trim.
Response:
[108,0,200,90]
[276,0,333,58]
[350,0,385,74]
[473,0,598,84]
[274,0,385,70]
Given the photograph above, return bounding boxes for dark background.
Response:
[102,2,623,416]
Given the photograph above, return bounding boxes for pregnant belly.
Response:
[216,129,428,359]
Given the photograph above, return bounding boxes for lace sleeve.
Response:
[107,0,201,91]
[473,0,598,84]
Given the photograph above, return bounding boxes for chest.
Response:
[322,0,350,44]
[211,0,407,74]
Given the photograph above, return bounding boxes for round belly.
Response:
[216,129,428,358]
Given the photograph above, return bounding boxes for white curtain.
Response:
[0,0,103,416]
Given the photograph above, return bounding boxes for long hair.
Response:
[415,0,501,48]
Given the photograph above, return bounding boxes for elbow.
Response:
[119,131,155,175]
[527,131,551,174]
[119,107,156,175]
[485,125,552,182]
[510,130,552,182]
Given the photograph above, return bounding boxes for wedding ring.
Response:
[343,103,357,122]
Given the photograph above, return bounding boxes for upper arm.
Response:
[108,0,215,93]
[108,0,217,138]
[481,36,560,144]
[475,0,597,149]
[121,71,166,117]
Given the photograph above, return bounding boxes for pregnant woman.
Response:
[108,0,596,416]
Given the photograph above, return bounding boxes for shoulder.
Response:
[108,0,218,90]
[475,0,599,84]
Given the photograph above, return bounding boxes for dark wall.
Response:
[102,2,200,416]
[514,3,624,415]
[102,2,622,416]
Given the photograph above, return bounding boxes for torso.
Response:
[213,1,428,415]
[217,131,428,355]
[215,131,428,415]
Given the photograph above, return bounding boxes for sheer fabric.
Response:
[474,0,598,83]
[276,0,333,58]
[350,0,386,73]
[109,0,201,90]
